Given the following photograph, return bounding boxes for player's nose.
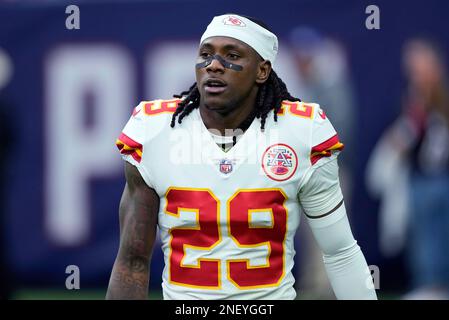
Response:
[206,57,225,72]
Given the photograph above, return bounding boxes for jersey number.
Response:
[165,188,287,289]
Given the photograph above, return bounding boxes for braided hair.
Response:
[171,17,300,131]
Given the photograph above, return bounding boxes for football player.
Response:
[106,14,377,300]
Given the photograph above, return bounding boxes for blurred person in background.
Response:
[288,27,357,299]
[288,27,356,198]
[367,38,449,299]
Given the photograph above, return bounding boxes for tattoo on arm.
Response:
[106,162,159,300]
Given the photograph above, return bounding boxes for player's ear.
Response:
[256,60,271,84]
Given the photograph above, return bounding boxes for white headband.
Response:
[200,14,278,64]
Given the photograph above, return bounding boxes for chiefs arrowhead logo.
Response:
[223,16,246,27]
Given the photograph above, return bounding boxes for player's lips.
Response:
[204,78,227,94]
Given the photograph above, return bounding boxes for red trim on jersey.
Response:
[277,105,285,115]
[116,133,143,163]
[310,134,344,165]
[132,106,141,117]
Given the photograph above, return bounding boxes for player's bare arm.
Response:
[106,162,159,300]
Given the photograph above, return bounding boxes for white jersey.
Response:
[116,98,343,300]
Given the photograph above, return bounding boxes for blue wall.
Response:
[0,0,448,292]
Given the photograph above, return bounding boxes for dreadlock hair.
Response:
[170,16,301,131]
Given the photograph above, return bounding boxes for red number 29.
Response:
[165,188,287,289]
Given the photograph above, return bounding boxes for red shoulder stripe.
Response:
[310,134,344,165]
[116,133,143,163]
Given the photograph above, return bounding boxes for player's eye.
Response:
[200,52,212,59]
[227,53,240,60]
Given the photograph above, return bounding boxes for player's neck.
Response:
[199,97,257,135]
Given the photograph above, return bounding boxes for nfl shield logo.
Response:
[219,159,233,174]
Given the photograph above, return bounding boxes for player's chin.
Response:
[202,94,231,111]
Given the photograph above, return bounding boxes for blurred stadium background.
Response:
[1,0,449,300]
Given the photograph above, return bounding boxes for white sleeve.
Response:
[299,157,343,218]
[116,102,155,189]
[298,104,344,191]
[299,160,378,300]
